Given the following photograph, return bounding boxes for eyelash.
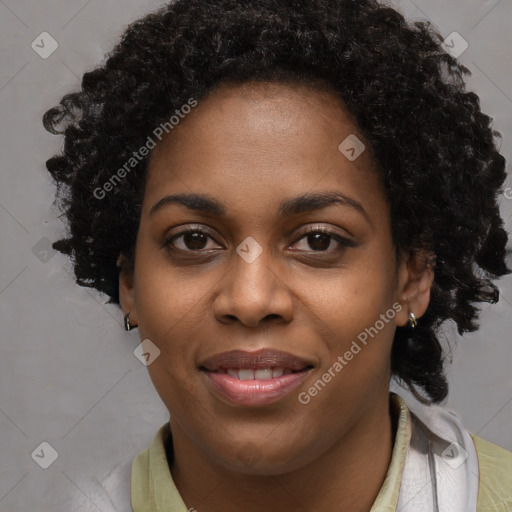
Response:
[163,225,356,254]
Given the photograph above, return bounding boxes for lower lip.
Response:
[202,370,311,406]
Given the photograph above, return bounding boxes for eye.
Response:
[163,225,356,254]
[164,228,222,252]
[291,226,356,252]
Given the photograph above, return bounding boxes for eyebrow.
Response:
[149,191,370,224]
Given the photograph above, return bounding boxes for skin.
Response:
[118,81,434,512]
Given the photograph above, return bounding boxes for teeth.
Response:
[227,369,239,379]
[238,369,255,381]
[272,367,284,378]
[223,367,288,380]
[255,368,272,380]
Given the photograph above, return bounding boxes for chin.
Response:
[215,440,315,476]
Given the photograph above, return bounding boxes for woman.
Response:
[42,0,512,510]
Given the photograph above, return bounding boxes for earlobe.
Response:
[395,249,435,328]
[117,253,138,328]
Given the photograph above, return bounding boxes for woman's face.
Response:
[120,81,427,474]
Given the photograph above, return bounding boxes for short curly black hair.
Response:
[42,0,510,405]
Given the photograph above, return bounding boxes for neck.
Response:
[169,390,395,512]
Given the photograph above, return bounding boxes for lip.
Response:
[199,348,314,406]
[199,348,313,372]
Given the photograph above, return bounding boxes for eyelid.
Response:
[296,224,350,239]
[163,223,356,252]
[291,225,357,249]
[162,224,222,249]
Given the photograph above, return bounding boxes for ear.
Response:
[395,249,435,327]
[117,253,138,326]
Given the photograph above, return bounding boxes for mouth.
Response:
[204,367,305,380]
[199,349,314,406]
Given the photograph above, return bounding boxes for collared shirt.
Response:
[127,393,512,511]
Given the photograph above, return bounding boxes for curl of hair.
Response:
[42,0,510,404]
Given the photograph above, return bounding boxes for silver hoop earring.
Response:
[124,312,136,331]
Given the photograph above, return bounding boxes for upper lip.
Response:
[199,348,314,372]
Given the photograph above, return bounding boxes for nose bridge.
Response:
[214,233,293,326]
[231,234,279,298]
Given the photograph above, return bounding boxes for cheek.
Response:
[300,258,397,396]
[299,280,396,422]
[136,269,206,406]
[132,270,210,406]
[305,258,397,343]
[134,251,212,339]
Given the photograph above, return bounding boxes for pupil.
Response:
[185,232,207,250]
[308,233,330,251]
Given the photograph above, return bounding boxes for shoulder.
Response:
[394,392,512,511]
[470,434,512,511]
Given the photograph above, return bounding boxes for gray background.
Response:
[1,0,511,510]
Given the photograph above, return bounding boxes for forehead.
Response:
[143,80,385,222]
[149,80,368,162]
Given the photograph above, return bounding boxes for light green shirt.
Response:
[131,394,512,511]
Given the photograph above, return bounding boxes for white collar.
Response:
[397,395,479,511]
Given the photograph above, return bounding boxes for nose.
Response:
[212,243,294,328]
